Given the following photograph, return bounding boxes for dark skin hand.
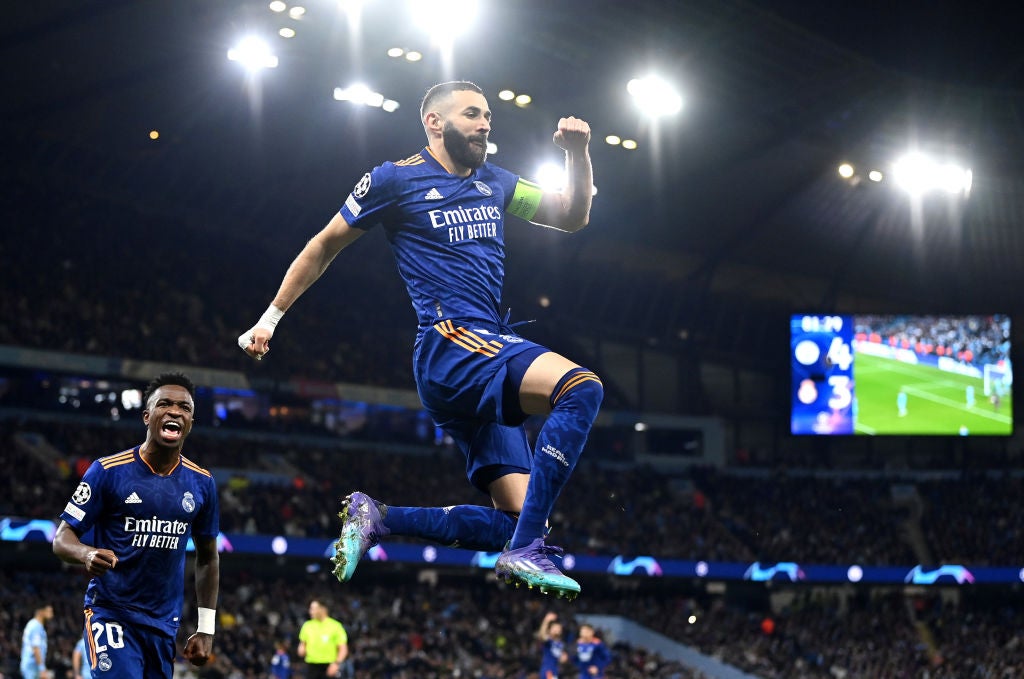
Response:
[184,632,213,666]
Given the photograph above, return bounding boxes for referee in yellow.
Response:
[298,599,348,678]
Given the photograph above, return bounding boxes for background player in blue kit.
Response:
[239,81,600,599]
[53,372,221,678]
[73,635,93,679]
[573,624,611,678]
[20,604,53,679]
[536,612,568,678]
[269,640,292,679]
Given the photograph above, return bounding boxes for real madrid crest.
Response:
[182,491,196,513]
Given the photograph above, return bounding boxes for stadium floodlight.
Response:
[514,93,531,107]
[536,162,566,192]
[288,5,306,19]
[268,1,286,12]
[405,51,423,62]
[409,0,478,42]
[627,76,683,117]
[279,27,296,38]
[838,163,854,178]
[892,151,972,196]
[486,141,497,154]
[333,83,385,107]
[533,163,598,195]
[387,47,404,58]
[868,170,883,182]
[497,89,515,101]
[382,99,400,113]
[605,135,622,145]
[227,37,279,71]
[621,139,638,150]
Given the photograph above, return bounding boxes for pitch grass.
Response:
[853,353,1012,435]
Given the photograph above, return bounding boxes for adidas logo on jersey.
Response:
[424,188,444,200]
[125,492,143,504]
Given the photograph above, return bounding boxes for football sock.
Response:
[383,504,516,551]
[509,368,603,550]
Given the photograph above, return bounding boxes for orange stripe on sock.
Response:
[552,372,601,405]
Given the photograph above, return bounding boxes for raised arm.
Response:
[536,611,558,641]
[183,535,220,666]
[529,116,593,233]
[238,212,365,360]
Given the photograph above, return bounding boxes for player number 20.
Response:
[91,621,125,652]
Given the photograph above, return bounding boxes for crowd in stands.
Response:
[5,563,1024,678]
[4,415,1021,570]
[0,568,697,679]
[0,178,416,390]
[917,475,1024,566]
[691,469,918,566]
[854,315,1011,368]
[0,174,622,407]
[5,176,1024,677]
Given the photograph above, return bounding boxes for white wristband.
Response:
[256,303,285,333]
[238,304,285,351]
[197,607,216,635]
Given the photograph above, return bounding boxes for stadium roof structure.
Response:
[5,0,1024,348]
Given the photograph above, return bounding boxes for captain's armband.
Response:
[506,178,544,221]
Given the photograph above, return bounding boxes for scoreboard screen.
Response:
[790,315,1012,435]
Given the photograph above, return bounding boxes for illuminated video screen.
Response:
[790,315,1012,435]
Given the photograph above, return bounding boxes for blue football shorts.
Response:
[84,607,175,679]
[414,319,549,491]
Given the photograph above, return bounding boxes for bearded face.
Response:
[442,120,487,169]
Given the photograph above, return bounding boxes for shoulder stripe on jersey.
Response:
[182,457,212,477]
[99,450,137,467]
[394,152,425,167]
[99,449,135,466]
[102,459,135,470]
[433,321,503,357]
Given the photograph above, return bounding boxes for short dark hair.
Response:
[143,372,196,408]
[420,81,484,121]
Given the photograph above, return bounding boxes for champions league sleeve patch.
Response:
[353,172,371,198]
[344,173,371,218]
[72,481,92,504]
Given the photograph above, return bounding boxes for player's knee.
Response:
[550,368,603,421]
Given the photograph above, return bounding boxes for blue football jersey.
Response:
[339,147,520,330]
[574,638,611,678]
[60,446,219,635]
[540,638,565,674]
